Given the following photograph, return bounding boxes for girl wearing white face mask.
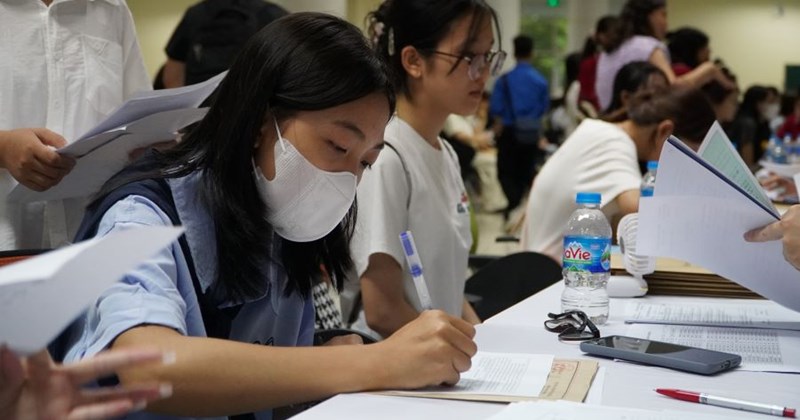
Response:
[730,85,779,167]
[351,0,505,339]
[55,13,477,420]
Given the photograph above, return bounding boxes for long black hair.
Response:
[367,0,501,98]
[93,13,395,301]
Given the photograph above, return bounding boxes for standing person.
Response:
[667,27,710,76]
[0,0,150,250]
[161,0,288,88]
[490,34,549,219]
[522,87,715,262]
[59,13,477,419]
[578,15,620,114]
[351,0,505,339]
[595,0,732,111]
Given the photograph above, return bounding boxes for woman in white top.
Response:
[352,0,506,338]
[595,0,732,111]
[522,87,716,263]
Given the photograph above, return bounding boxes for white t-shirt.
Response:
[351,117,472,338]
[0,0,150,249]
[521,119,642,262]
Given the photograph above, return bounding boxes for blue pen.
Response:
[399,230,433,311]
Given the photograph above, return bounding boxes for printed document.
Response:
[0,226,183,355]
[624,300,800,331]
[488,400,732,420]
[637,133,800,313]
[9,72,225,203]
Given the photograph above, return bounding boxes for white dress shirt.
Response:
[0,0,150,249]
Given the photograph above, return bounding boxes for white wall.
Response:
[668,0,800,91]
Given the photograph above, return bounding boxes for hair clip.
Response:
[387,27,396,57]
[372,21,384,45]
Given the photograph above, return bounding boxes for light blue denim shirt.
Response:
[62,171,315,420]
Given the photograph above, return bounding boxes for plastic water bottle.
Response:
[561,192,611,325]
[640,161,658,197]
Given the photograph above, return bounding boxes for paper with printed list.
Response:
[0,226,183,355]
[379,353,598,403]
[636,123,800,314]
[9,71,226,203]
[487,400,733,420]
[624,300,800,331]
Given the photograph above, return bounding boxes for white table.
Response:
[294,284,800,419]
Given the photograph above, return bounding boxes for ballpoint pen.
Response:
[399,230,433,310]
[656,388,796,418]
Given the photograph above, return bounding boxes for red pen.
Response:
[656,389,796,418]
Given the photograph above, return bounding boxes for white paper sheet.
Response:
[637,138,800,313]
[0,226,183,355]
[624,323,800,372]
[402,352,554,398]
[624,301,800,331]
[487,400,732,420]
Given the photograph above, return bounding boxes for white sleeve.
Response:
[351,146,410,276]
[576,136,642,205]
[119,3,152,98]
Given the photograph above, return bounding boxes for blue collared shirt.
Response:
[62,171,315,420]
[490,61,550,126]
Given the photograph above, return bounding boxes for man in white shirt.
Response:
[0,0,150,250]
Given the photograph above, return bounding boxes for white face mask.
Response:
[253,120,357,242]
[763,103,780,121]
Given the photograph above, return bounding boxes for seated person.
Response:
[602,61,669,121]
[777,95,800,140]
[521,87,716,262]
[701,66,739,124]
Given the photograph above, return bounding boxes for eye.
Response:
[328,140,347,154]
[361,161,373,170]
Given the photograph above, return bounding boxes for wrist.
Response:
[359,342,393,391]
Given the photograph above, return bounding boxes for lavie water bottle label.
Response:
[640,188,654,197]
[562,236,611,273]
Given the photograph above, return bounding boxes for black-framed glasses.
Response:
[427,50,507,80]
[544,310,601,342]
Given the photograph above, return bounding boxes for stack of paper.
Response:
[380,352,598,403]
[488,400,733,420]
[637,122,800,314]
[0,226,183,355]
[8,72,226,203]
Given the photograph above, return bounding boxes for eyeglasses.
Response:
[427,50,507,81]
[544,311,601,342]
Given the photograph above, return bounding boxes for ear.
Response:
[400,45,424,79]
[620,91,632,107]
[655,119,674,144]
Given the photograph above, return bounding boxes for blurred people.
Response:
[490,34,549,218]
[777,95,800,140]
[729,85,778,166]
[578,15,620,114]
[667,27,710,76]
[162,0,288,88]
[595,0,732,111]
[603,61,669,120]
[522,87,715,262]
[701,66,739,124]
[0,0,150,250]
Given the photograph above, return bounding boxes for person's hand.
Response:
[744,205,800,270]
[0,346,172,420]
[0,129,76,191]
[376,310,477,388]
[472,132,494,151]
[760,174,797,197]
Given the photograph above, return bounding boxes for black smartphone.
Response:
[579,335,742,375]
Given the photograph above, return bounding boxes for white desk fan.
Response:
[608,213,652,297]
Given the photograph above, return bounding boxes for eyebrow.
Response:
[333,120,365,141]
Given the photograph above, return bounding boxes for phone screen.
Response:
[594,336,694,354]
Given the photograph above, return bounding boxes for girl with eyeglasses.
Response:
[56,13,477,419]
[351,0,505,339]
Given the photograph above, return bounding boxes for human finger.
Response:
[744,221,784,242]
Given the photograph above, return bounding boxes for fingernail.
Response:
[159,383,173,398]
[132,400,148,412]
[162,351,176,365]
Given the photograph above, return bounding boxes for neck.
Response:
[396,94,447,148]
[617,120,651,159]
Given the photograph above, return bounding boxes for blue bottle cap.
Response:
[647,160,658,171]
[576,192,601,204]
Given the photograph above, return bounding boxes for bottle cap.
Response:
[576,192,601,204]
[647,161,658,171]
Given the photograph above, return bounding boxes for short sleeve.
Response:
[64,196,190,362]
[351,147,410,276]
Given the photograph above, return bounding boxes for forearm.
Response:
[113,326,385,416]
[674,62,717,89]
[362,288,419,337]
